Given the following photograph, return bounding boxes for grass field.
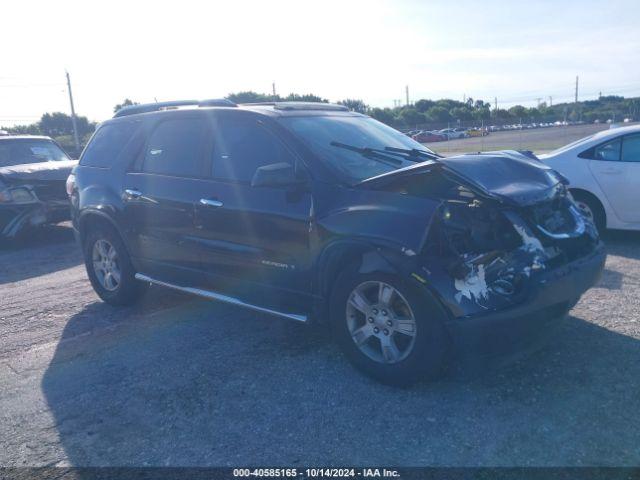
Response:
[423,123,636,156]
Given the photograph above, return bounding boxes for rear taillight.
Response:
[65,173,76,196]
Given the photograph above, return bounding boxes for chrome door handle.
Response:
[124,188,143,199]
[199,198,224,208]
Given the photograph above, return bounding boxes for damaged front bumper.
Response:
[412,192,606,357]
[0,199,70,238]
[444,240,605,356]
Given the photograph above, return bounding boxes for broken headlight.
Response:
[0,187,37,204]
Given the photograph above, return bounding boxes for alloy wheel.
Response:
[92,239,121,292]
[345,281,417,364]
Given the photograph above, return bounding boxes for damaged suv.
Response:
[0,135,76,239]
[69,100,605,384]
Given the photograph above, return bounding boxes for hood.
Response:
[358,150,563,206]
[0,159,77,185]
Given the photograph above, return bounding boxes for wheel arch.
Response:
[315,240,398,301]
[313,239,452,324]
[77,210,132,256]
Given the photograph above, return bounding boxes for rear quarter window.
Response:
[80,122,139,168]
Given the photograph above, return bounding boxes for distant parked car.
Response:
[439,128,468,139]
[539,124,640,232]
[0,135,77,239]
[466,127,489,137]
[412,130,447,142]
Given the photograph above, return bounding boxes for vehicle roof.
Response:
[0,135,53,141]
[591,124,640,140]
[109,100,362,123]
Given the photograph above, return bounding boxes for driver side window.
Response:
[210,116,294,183]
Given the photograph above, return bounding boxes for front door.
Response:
[192,112,314,309]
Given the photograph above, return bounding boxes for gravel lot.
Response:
[425,123,628,156]
[1,224,639,467]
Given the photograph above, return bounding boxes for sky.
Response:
[1,0,639,125]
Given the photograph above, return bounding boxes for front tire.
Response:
[83,226,147,306]
[330,266,449,386]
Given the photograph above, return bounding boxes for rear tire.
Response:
[330,265,449,386]
[83,225,147,306]
[571,190,605,233]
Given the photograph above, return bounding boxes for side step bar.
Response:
[135,273,308,323]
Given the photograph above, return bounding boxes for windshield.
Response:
[0,139,70,167]
[278,115,437,182]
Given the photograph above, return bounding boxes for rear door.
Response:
[191,111,314,308]
[587,133,640,223]
[122,114,211,285]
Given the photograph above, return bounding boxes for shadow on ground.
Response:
[41,296,640,466]
[0,223,80,284]
[602,229,640,259]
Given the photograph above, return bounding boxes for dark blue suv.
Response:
[68,100,605,384]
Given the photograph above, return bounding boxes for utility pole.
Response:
[494,97,497,110]
[548,96,553,106]
[575,75,579,103]
[536,97,542,107]
[65,71,80,153]
[272,82,276,98]
[405,85,409,106]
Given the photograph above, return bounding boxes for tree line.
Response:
[2,93,638,156]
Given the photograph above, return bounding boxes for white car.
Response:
[539,125,640,231]
[439,128,468,139]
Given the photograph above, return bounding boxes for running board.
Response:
[135,273,308,323]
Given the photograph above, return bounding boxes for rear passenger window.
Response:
[80,122,137,167]
[142,117,205,177]
[211,117,294,182]
[593,138,621,161]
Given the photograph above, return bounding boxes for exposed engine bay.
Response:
[361,150,602,318]
[422,184,599,317]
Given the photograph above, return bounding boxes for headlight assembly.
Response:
[0,187,37,204]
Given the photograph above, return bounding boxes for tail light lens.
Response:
[66,173,76,196]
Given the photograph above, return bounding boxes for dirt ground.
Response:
[424,123,623,156]
[0,223,639,467]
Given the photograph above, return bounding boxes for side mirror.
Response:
[251,162,303,188]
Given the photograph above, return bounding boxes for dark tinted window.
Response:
[621,134,640,162]
[142,117,205,177]
[0,139,69,167]
[211,117,294,182]
[592,138,621,161]
[81,122,137,167]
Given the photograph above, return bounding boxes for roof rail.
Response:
[113,99,237,118]
[274,102,348,112]
[241,101,349,112]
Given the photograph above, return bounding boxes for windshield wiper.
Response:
[384,146,443,160]
[329,141,404,166]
